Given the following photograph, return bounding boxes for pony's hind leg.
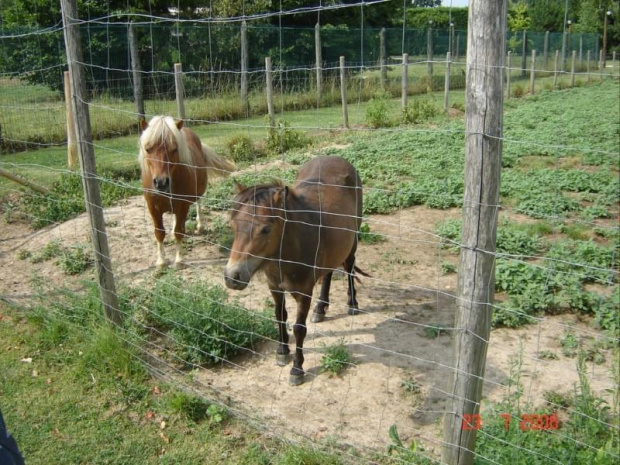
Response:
[311,272,332,323]
[194,200,204,234]
[344,254,360,315]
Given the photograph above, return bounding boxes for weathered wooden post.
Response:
[340,56,348,128]
[553,49,560,88]
[562,30,568,70]
[599,49,604,81]
[380,28,387,89]
[521,29,527,78]
[587,50,591,83]
[456,33,461,61]
[427,24,434,84]
[315,23,322,99]
[128,23,145,121]
[401,53,408,112]
[60,0,120,325]
[64,71,77,170]
[265,57,275,128]
[579,34,583,67]
[174,63,185,120]
[444,52,451,112]
[570,50,576,87]
[240,20,248,107]
[543,30,549,67]
[506,51,512,98]
[529,49,536,94]
[442,0,506,461]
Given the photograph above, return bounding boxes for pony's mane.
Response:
[138,116,191,170]
[231,182,285,218]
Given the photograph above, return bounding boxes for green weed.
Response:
[320,338,352,376]
[440,261,457,275]
[358,222,385,244]
[402,98,440,124]
[127,274,277,365]
[57,245,94,275]
[423,323,449,338]
[267,120,310,154]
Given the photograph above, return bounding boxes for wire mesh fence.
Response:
[0,2,618,463]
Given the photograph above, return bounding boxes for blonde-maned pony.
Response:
[139,116,235,268]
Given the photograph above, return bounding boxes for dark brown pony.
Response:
[139,116,234,268]
[224,156,366,385]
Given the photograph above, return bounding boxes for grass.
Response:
[0,301,351,464]
[320,338,352,376]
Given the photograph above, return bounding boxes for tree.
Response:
[411,0,442,7]
[529,0,564,32]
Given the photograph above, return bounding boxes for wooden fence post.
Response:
[613,51,617,74]
[521,29,527,78]
[553,49,560,88]
[128,23,145,121]
[506,51,511,99]
[529,49,536,94]
[427,25,434,84]
[562,31,567,70]
[543,31,549,67]
[441,0,505,461]
[444,52,451,112]
[174,63,185,120]
[579,34,583,67]
[570,50,576,87]
[315,23,322,99]
[599,49,604,81]
[64,71,77,170]
[60,0,120,325]
[380,28,387,88]
[587,50,591,83]
[340,56,348,128]
[265,57,275,128]
[456,33,460,62]
[402,53,408,112]
[240,20,248,107]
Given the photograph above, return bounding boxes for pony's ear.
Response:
[175,119,184,130]
[139,118,148,133]
[271,186,289,209]
[233,182,246,194]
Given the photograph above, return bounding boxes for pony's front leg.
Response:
[173,204,189,269]
[271,289,291,366]
[290,292,312,386]
[152,213,167,268]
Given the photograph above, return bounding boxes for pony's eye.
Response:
[260,225,272,235]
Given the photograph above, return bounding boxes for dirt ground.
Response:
[0,192,616,457]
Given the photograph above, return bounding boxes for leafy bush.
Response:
[128,275,277,365]
[512,84,525,98]
[267,120,309,154]
[226,135,266,163]
[365,89,393,128]
[402,98,440,124]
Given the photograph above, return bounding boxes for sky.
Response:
[441,0,470,7]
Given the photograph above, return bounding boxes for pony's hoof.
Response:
[156,261,168,270]
[311,312,325,323]
[194,226,204,235]
[348,307,360,316]
[276,353,292,367]
[289,373,305,386]
[173,261,186,270]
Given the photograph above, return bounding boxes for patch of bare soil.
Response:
[0,198,616,457]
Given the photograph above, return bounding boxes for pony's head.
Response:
[225,182,288,290]
[138,116,189,193]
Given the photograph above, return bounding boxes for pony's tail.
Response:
[202,143,236,178]
[353,265,371,284]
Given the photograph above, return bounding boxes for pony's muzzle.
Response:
[224,268,249,290]
[153,176,170,193]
